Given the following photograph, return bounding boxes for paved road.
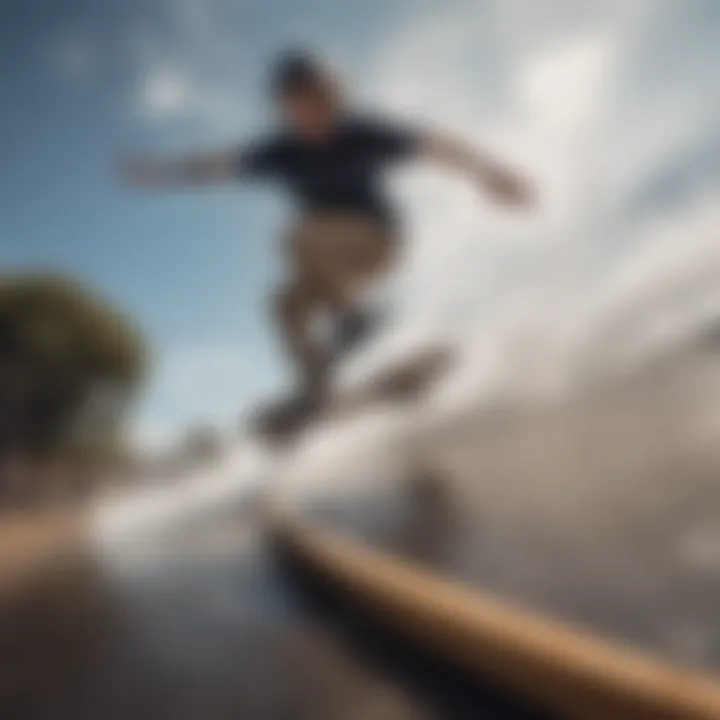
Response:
[0,502,548,720]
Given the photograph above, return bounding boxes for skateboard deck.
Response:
[252,345,452,445]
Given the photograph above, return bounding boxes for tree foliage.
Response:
[0,273,146,461]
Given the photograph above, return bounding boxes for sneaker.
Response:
[333,310,375,357]
[253,391,323,443]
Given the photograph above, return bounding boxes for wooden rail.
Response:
[271,509,720,720]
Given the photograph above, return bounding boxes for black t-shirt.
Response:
[235,115,420,227]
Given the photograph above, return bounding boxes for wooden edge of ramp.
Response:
[269,509,720,720]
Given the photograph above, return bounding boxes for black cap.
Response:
[270,49,325,97]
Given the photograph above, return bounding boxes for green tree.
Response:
[0,273,146,466]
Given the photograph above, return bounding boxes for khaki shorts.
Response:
[284,213,397,305]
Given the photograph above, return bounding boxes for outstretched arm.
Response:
[119,150,239,188]
[420,133,535,208]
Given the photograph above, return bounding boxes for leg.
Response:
[271,281,329,399]
[318,216,398,355]
[275,215,397,393]
[314,216,396,311]
[257,217,398,442]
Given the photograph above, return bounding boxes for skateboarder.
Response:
[122,50,533,423]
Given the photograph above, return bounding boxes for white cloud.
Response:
[126,0,259,139]
[514,31,616,130]
[360,1,629,336]
[138,65,194,118]
[350,0,720,405]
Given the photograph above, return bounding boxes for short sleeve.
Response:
[233,137,285,179]
[360,117,422,162]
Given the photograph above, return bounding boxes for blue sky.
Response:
[2,0,718,447]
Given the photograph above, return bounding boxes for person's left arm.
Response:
[373,118,534,209]
[418,132,535,208]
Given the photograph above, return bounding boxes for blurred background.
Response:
[1,0,720,718]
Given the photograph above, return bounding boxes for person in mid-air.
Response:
[123,50,533,422]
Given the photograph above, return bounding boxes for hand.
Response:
[482,166,535,209]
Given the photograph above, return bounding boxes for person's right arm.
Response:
[119,150,241,188]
